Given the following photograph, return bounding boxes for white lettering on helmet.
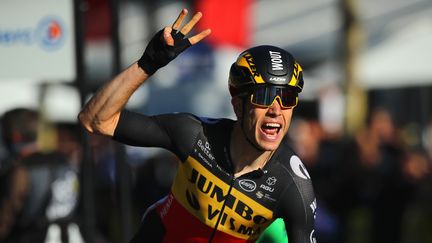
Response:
[269,51,283,71]
[269,77,286,82]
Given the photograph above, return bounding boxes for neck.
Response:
[230,122,274,177]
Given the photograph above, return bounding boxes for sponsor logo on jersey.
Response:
[256,191,264,199]
[238,179,257,192]
[259,184,274,192]
[259,176,277,192]
[266,177,277,186]
[159,194,174,218]
[310,229,317,243]
[289,155,311,180]
[195,139,215,168]
[310,198,317,219]
[197,139,214,160]
[264,194,276,202]
[172,157,273,240]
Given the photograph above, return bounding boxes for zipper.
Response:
[208,145,235,242]
[208,145,266,242]
[208,175,236,243]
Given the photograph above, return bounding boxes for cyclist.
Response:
[79,9,316,243]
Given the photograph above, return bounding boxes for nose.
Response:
[267,98,282,116]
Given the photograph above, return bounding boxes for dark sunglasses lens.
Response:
[252,86,297,108]
[279,89,297,108]
[252,87,272,106]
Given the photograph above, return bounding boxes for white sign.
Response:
[0,0,76,82]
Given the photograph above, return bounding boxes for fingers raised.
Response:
[180,12,202,36]
[170,9,212,45]
[172,9,188,31]
[189,29,212,45]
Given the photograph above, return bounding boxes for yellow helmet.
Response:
[228,45,304,96]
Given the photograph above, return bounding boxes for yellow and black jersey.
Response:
[114,110,316,243]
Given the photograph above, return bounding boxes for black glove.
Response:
[138,29,192,75]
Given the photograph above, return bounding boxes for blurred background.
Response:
[1,0,431,242]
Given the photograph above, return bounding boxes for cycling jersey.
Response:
[113,110,316,243]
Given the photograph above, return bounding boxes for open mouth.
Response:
[261,122,281,137]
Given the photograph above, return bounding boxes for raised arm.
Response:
[78,9,211,136]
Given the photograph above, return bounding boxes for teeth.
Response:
[265,123,281,128]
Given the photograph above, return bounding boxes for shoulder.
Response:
[274,137,312,181]
[156,113,234,133]
[271,138,315,206]
[272,142,316,226]
[154,113,233,126]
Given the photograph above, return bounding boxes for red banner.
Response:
[195,0,252,48]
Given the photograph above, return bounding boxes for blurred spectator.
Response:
[340,107,411,243]
[423,120,432,159]
[290,104,432,243]
[0,163,29,239]
[1,108,39,160]
[0,108,84,243]
[400,147,432,243]
[55,123,83,171]
[402,148,430,183]
[87,134,120,243]
[290,101,348,243]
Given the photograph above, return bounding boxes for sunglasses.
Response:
[249,86,298,109]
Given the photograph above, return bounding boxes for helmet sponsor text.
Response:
[269,51,284,71]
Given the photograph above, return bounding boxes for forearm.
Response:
[78,62,148,136]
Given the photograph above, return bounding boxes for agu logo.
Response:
[36,16,66,51]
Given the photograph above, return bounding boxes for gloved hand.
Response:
[137,28,191,75]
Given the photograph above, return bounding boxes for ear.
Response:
[231,96,243,120]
